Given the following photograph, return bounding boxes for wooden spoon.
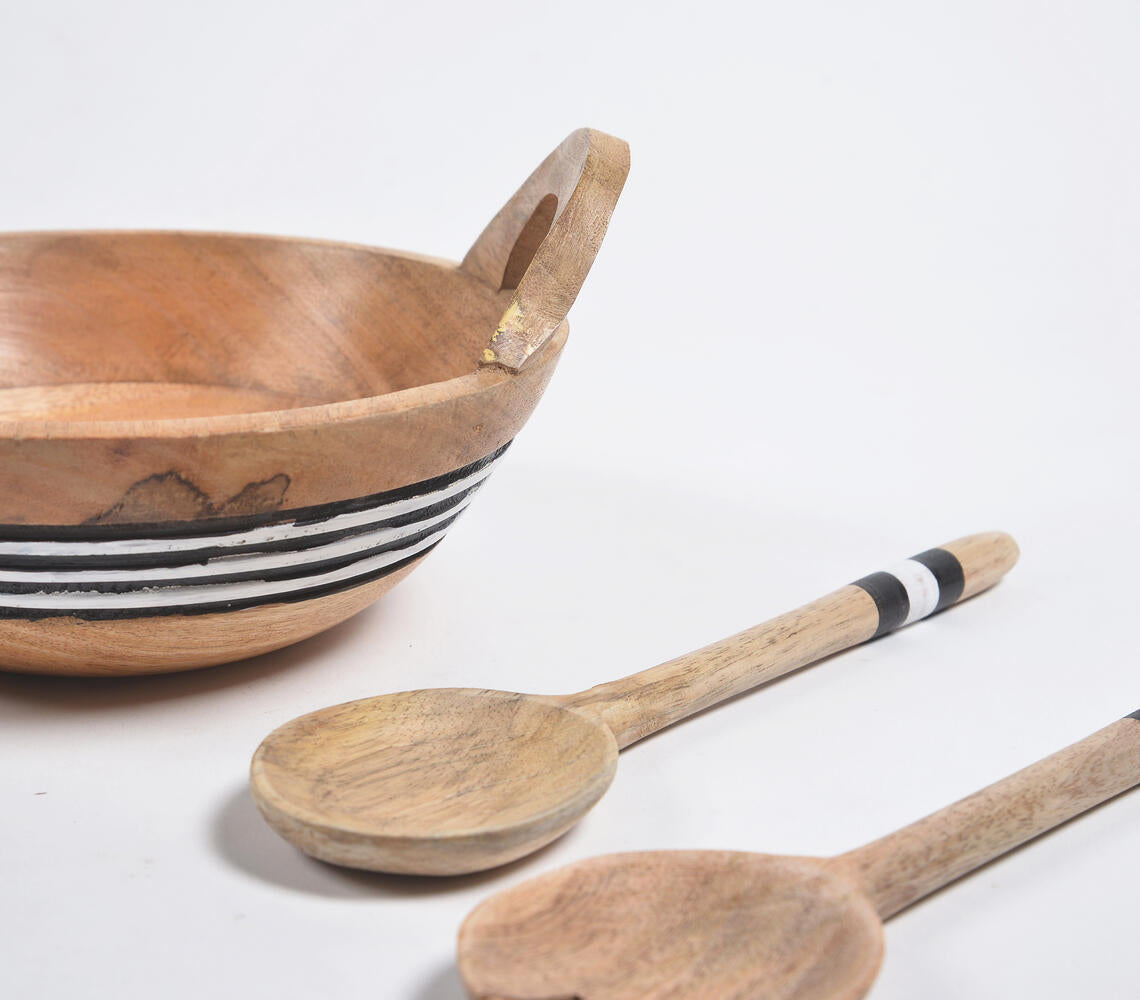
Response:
[251,531,1017,876]
[458,711,1140,1000]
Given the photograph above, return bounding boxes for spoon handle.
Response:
[836,711,1140,919]
[561,531,1019,748]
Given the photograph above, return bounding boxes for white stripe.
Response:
[886,559,940,626]
[0,457,498,560]
[0,494,474,586]
[0,526,446,611]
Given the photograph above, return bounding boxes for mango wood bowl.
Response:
[0,129,628,675]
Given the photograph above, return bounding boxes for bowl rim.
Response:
[0,229,564,442]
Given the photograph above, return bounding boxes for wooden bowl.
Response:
[0,129,628,676]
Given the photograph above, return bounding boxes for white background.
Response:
[2,1,1139,997]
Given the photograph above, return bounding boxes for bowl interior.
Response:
[0,232,507,421]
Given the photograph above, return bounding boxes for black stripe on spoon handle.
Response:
[561,532,1020,748]
[852,547,966,637]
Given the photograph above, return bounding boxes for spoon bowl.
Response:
[459,851,884,1000]
[250,689,618,875]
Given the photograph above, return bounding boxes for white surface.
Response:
[2,2,1139,997]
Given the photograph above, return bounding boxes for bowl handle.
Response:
[461,128,629,372]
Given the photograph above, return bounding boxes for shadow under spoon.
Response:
[250,531,1017,876]
[458,710,1140,999]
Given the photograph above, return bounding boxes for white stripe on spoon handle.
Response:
[560,532,1019,749]
[834,711,1140,919]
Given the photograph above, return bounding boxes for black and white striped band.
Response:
[852,547,966,637]
[0,443,510,621]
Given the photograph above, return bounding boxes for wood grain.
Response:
[458,715,1140,999]
[252,689,617,875]
[460,851,884,1000]
[562,530,1018,748]
[562,587,879,749]
[833,714,1140,918]
[0,234,564,525]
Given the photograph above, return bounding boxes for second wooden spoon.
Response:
[459,710,1140,998]
[250,531,1017,875]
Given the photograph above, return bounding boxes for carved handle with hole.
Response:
[461,128,630,372]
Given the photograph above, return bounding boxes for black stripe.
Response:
[0,484,482,571]
[0,442,510,542]
[0,543,440,620]
[852,571,910,637]
[909,548,965,612]
[1127,709,1140,721]
[0,512,463,594]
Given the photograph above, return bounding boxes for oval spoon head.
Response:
[459,851,884,1000]
[250,688,618,875]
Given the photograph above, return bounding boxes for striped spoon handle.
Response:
[836,710,1140,919]
[561,531,1019,748]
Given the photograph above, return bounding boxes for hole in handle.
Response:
[499,193,558,291]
